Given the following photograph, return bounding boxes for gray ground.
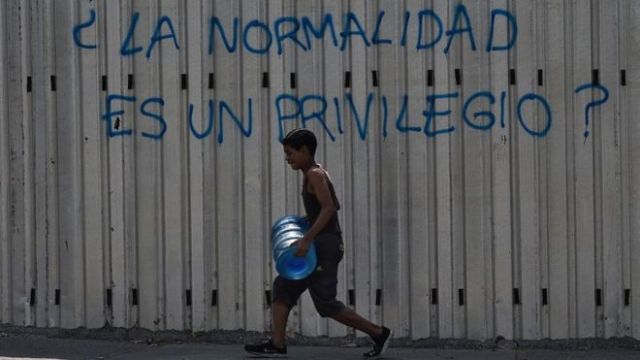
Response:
[0,325,639,360]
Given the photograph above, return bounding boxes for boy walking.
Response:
[245,129,392,358]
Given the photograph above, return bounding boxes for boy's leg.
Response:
[269,275,306,347]
[330,307,383,338]
[244,276,304,356]
[332,308,392,358]
[308,234,384,338]
[245,302,288,357]
[271,300,290,348]
[309,234,392,357]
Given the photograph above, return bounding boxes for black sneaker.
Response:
[244,339,287,358]
[363,326,392,358]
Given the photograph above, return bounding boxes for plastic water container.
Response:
[271,215,317,280]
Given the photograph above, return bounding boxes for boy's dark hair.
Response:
[282,129,317,157]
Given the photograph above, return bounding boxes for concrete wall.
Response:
[1,0,639,340]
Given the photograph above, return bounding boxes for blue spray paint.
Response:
[574,83,609,140]
[75,7,519,57]
[301,14,339,50]
[102,94,135,137]
[101,89,576,143]
[486,9,518,52]
[381,97,390,138]
[371,11,392,45]
[400,11,410,47]
[344,93,375,140]
[463,91,496,130]
[423,93,458,137]
[243,20,273,54]
[188,100,215,139]
[274,17,308,55]
[276,94,337,142]
[140,97,167,139]
[340,12,371,51]
[72,8,98,49]
[145,16,180,59]
[386,95,416,135]
[333,97,344,135]
[300,95,335,141]
[276,94,302,142]
[500,91,507,128]
[516,94,552,137]
[416,9,444,50]
[120,12,143,56]
[209,17,239,54]
[217,99,253,144]
[444,4,476,54]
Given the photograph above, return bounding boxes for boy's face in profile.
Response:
[284,144,311,171]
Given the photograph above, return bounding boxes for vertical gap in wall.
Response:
[348,289,355,306]
[513,288,521,305]
[211,290,218,306]
[181,73,188,90]
[106,289,113,307]
[208,73,215,89]
[592,69,600,85]
[131,288,138,306]
[290,72,297,89]
[29,288,36,306]
[537,69,544,86]
[344,71,351,88]
[265,290,272,307]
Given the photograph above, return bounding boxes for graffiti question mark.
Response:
[574,83,609,141]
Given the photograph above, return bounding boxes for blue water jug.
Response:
[271,215,317,280]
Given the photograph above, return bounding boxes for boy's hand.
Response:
[293,238,312,257]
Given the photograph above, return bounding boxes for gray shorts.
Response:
[272,232,346,317]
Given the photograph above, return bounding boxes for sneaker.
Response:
[244,339,287,358]
[363,326,392,358]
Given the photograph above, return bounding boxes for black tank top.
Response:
[302,166,342,235]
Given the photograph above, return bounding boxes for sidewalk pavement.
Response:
[1,333,639,360]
